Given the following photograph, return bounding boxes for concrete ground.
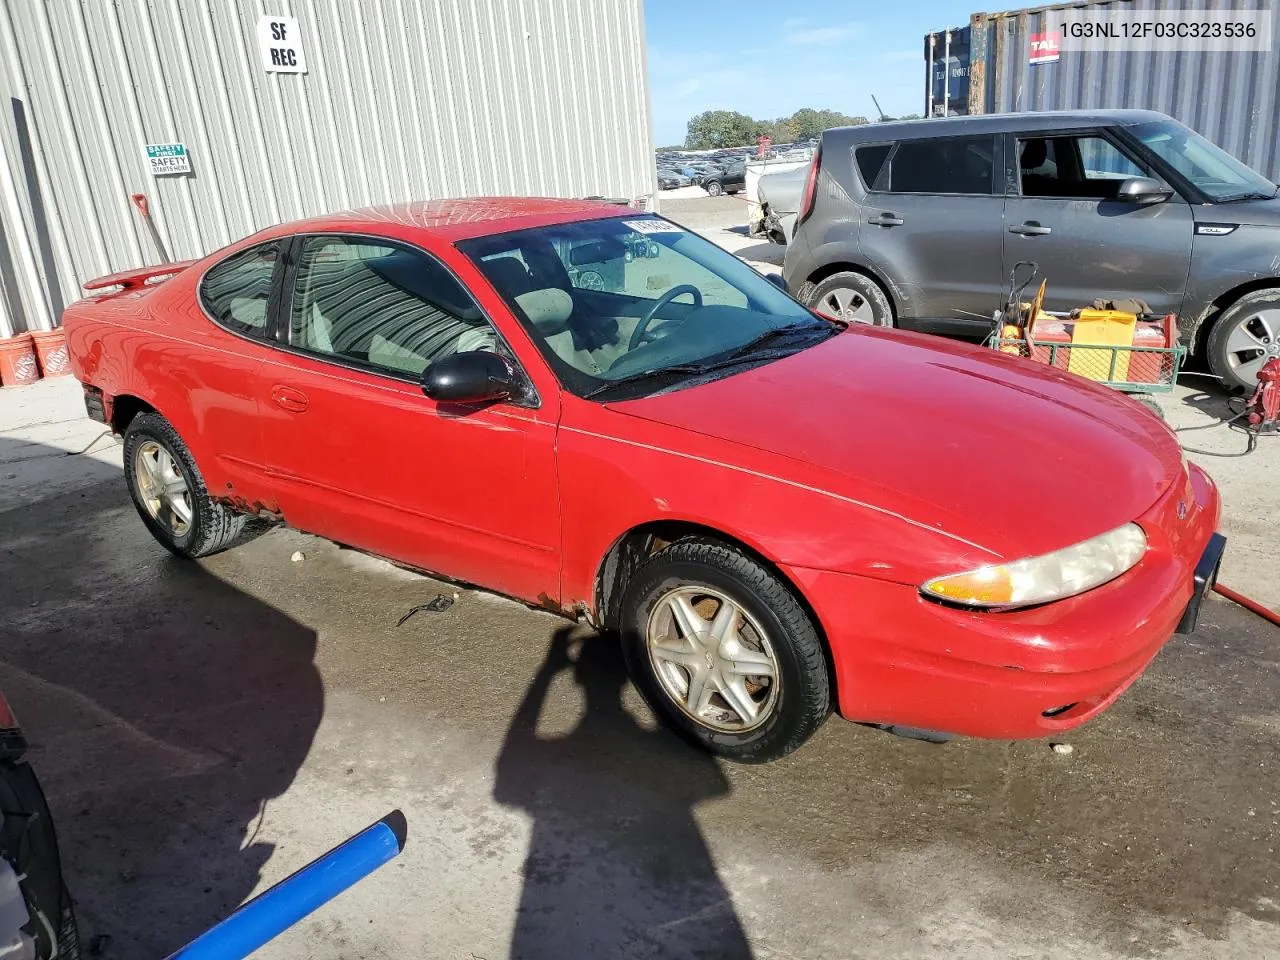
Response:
[2,212,1279,959]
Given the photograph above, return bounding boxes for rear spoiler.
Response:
[83,259,198,293]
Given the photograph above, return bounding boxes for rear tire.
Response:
[806,270,893,327]
[1206,289,1280,393]
[618,537,830,763]
[123,412,246,558]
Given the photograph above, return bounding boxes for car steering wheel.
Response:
[629,284,703,350]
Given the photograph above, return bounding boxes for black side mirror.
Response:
[421,351,516,403]
[1116,176,1174,205]
[764,272,787,291]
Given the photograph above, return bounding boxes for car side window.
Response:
[1018,134,1149,199]
[200,242,279,337]
[854,144,892,188]
[886,135,996,195]
[288,236,497,379]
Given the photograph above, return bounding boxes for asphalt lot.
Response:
[2,204,1279,958]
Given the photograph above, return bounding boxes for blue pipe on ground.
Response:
[167,810,407,960]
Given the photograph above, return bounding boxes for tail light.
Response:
[796,142,822,227]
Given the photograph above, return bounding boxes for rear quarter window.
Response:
[200,242,279,337]
[854,143,892,188]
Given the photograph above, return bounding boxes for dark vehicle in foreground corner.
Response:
[0,693,78,959]
[64,198,1220,762]
[700,159,746,197]
[785,109,1280,391]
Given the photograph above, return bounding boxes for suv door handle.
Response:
[868,213,904,226]
[271,384,309,413]
[1009,221,1052,236]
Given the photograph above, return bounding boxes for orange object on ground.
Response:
[30,327,71,377]
[0,332,40,387]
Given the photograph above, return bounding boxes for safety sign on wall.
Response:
[145,143,190,176]
[257,15,308,73]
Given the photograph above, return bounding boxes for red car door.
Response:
[256,233,561,606]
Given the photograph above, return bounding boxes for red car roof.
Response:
[267,197,637,243]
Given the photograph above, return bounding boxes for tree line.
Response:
[676,107,922,150]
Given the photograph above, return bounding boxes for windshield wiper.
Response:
[1215,190,1276,202]
[721,321,834,361]
[582,362,716,399]
[582,323,835,401]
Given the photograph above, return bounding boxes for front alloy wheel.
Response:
[619,537,831,762]
[646,585,780,732]
[1207,289,1280,392]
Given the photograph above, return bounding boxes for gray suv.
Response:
[783,109,1280,391]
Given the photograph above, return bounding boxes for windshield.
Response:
[1129,119,1276,202]
[457,216,825,399]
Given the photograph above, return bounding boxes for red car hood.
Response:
[611,328,1183,559]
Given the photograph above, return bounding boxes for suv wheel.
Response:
[807,271,893,327]
[1206,289,1280,392]
[705,180,723,197]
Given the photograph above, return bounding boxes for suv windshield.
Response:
[1129,119,1276,202]
[457,216,831,399]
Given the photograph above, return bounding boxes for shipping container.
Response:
[925,0,1279,181]
[0,0,655,337]
[924,26,972,117]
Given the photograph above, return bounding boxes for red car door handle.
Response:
[271,385,309,413]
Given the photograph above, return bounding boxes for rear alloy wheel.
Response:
[619,538,830,762]
[807,270,893,327]
[123,412,246,558]
[705,180,724,197]
[1207,290,1280,392]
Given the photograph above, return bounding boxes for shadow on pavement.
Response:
[494,626,753,960]
[0,436,323,959]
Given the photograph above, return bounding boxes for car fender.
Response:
[1182,223,1280,345]
[556,402,995,619]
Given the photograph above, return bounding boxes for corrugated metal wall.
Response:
[968,0,1280,182]
[0,0,654,336]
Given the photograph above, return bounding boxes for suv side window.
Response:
[854,144,892,188]
[200,242,279,337]
[886,135,996,195]
[1018,134,1149,199]
[288,235,497,378]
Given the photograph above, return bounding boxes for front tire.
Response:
[1206,289,1280,392]
[705,180,724,197]
[806,270,893,327]
[618,538,831,763]
[123,412,246,558]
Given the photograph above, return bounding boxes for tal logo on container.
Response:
[1029,31,1062,64]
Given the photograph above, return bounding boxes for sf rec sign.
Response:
[257,15,308,74]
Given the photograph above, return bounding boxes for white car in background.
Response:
[756,166,808,244]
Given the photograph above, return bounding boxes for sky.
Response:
[644,0,979,146]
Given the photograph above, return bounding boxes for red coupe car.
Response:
[63,198,1223,762]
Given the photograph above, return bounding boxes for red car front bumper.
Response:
[785,463,1220,740]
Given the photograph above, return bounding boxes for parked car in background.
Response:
[784,109,1280,391]
[701,159,746,197]
[63,198,1221,763]
[757,166,807,243]
[0,692,78,959]
[657,169,691,190]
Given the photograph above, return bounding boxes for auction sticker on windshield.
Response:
[624,220,685,234]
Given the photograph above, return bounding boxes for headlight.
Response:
[921,523,1147,610]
